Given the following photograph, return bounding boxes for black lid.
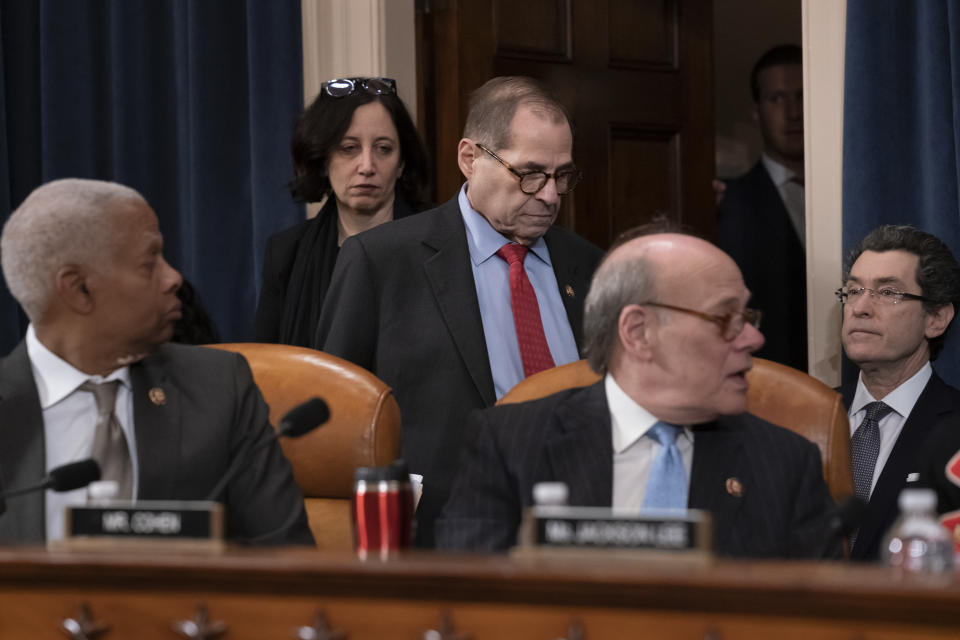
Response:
[354,462,411,483]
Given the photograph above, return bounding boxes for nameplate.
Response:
[56,501,225,552]
[520,506,711,552]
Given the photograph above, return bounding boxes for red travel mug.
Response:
[352,461,414,559]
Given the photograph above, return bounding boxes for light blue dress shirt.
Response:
[458,184,579,399]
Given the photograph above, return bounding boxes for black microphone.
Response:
[827,495,867,539]
[205,397,330,502]
[0,459,101,501]
[819,495,867,556]
[278,397,330,438]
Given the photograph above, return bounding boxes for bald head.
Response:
[583,231,764,423]
[584,233,737,371]
[2,179,147,321]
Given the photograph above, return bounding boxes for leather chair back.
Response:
[206,343,401,549]
[498,358,853,502]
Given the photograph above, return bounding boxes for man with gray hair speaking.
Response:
[437,227,837,557]
[0,178,312,545]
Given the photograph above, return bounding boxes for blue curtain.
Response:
[0,0,305,351]
[844,0,960,386]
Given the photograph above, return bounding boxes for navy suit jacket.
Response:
[0,341,313,546]
[717,161,807,370]
[843,371,960,560]
[316,195,604,547]
[436,382,839,558]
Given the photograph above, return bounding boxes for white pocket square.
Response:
[906,472,920,483]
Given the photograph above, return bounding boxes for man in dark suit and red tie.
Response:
[716,45,807,371]
[436,226,838,558]
[838,224,960,561]
[316,76,604,547]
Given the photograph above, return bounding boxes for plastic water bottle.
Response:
[882,488,954,574]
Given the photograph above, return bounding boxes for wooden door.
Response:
[417,0,715,249]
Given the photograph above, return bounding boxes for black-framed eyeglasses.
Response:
[835,286,929,305]
[475,142,582,195]
[642,301,762,341]
[321,77,397,99]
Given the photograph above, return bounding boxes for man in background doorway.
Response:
[717,44,806,371]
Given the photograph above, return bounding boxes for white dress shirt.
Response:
[848,362,932,498]
[761,154,805,247]
[26,325,137,542]
[606,374,694,511]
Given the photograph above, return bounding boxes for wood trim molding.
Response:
[803,0,846,386]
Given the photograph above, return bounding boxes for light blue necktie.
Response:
[641,421,687,511]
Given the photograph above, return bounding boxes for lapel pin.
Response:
[565,284,575,298]
[149,387,166,406]
[725,477,743,498]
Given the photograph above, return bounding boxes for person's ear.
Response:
[56,265,95,314]
[618,304,654,361]
[925,303,955,340]
[457,138,479,180]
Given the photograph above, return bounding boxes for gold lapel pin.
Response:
[565,284,575,298]
[725,477,743,498]
[149,387,166,406]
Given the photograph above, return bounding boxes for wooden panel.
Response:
[609,0,678,68]
[494,0,571,60]
[417,0,714,246]
[2,550,960,639]
[609,128,679,232]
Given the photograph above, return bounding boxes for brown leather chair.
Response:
[206,343,401,549]
[498,358,853,502]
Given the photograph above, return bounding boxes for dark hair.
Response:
[171,279,220,345]
[463,76,573,151]
[750,44,802,102]
[843,224,960,360]
[288,89,429,205]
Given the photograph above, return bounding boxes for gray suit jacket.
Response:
[316,195,604,546]
[0,341,313,546]
[436,382,840,558]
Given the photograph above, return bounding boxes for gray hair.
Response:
[463,76,572,151]
[843,224,960,360]
[582,251,657,374]
[1,178,146,320]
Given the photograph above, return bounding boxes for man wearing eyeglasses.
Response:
[437,227,837,557]
[316,76,603,547]
[837,224,960,561]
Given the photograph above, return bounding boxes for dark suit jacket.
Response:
[436,382,839,558]
[842,371,960,560]
[717,161,807,370]
[254,197,419,345]
[0,341,314,546]
[916,409,960,517]
[316,194,604,547]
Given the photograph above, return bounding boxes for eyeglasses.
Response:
[835,286,929,305]
[642,301,763,341]
[321,77,397,99]
[475,142,582,195]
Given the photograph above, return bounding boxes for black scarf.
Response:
[277,196,417,347]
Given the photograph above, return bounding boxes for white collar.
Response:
[26,325,131,409]
[850,361,932,419]
[606,373,691,453]
[760,153,800,188]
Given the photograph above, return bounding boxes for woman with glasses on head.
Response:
[254,78,429,346]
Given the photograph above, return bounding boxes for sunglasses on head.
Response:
[321,77,397,99]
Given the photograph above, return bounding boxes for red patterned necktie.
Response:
[496,243,556,377]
